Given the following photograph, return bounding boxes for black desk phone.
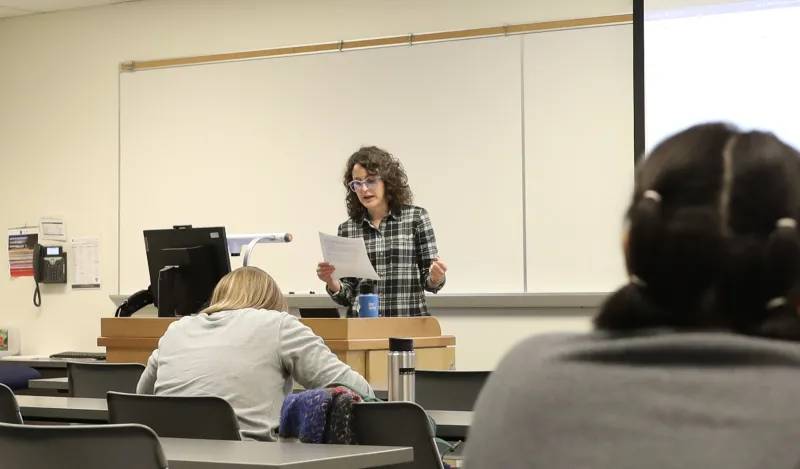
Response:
[33,244,67,307]
[34,244,67,284]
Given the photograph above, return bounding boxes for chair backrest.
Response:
[354,402,444,469]
[415,370,491,411]
[0,383,22,424]
[67,362,145,398]
[107,391,242,440]
[0,422,167,469]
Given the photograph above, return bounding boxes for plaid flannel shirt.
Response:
[327,204,445,317]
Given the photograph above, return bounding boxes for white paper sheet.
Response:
[319,232,380,280]
[40,217,67,242]
[70,237,101,289]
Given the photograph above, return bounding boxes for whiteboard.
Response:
[119,36,525,295]
[523,24,634,293]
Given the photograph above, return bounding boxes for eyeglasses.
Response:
[348,176,382,192]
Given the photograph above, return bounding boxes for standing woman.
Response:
[316,146,448,317]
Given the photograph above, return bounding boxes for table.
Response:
[28,377,68,390]
[17,395,473,439]
[0,357,69,381]
[427,410,471,440]
[0,357,69,368]
[0,356,103,380]
[16,395,107,423]
[160,437,412,469]
[25,378,387,399]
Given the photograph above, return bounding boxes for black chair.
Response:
[67,362,145,398]
[0,422,167,469]
[415,370,490,411]
[354,401,445,469]
[0,383,22,424]
[107,391,241,440]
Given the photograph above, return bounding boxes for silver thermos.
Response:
[387,337,415,402]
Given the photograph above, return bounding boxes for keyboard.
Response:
[49,351,107,361]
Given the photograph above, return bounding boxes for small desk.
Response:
[16,395,107,423]
[427,410,472,440]
[28,377,69,391]
[161,438,411,469]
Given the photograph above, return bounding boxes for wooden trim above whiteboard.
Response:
[120,13,632,72]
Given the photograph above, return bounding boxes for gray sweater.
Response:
[136,308,373,441]
[465,332,800,469]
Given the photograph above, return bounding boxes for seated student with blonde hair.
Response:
[136,266,374,441]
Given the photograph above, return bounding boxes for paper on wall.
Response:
[7,227,38,278]
[319,232,380,280]
[70,237,101,289]
[40,217,67,242]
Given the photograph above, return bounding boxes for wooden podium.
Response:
[97,316,455,389]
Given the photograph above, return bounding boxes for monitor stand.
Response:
[157,266,179,317]
[156,246,215,317]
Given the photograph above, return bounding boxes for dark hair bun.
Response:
[595,123,800,342]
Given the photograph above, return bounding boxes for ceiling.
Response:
[0,0,138,19]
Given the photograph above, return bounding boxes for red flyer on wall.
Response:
[8,227,39,278]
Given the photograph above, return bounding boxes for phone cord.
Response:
[33,280,41,307]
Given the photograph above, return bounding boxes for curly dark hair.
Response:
[343,146,413,221]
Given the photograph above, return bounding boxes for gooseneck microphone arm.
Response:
[241,233,293,267]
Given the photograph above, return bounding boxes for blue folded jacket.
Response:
[0,365,41,390]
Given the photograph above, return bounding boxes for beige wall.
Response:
[0,0,630,360]
[438,314,592,370]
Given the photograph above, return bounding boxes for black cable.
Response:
[115,287,154,317]
[33,280,41,307]
[440,440,462,463]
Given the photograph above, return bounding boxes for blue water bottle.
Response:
[358,284,379,318]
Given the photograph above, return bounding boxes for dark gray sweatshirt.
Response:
[136,308,373,441]
[465,332,800,469]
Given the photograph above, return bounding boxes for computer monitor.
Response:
[143,225,231,317]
